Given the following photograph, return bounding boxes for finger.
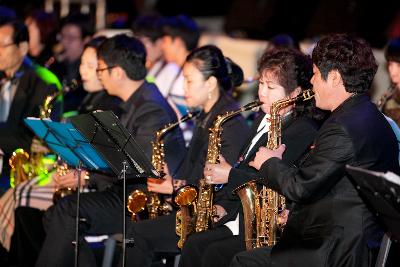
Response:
[279,144,286,152]
[219,154,226,163]
[248,161,254,168]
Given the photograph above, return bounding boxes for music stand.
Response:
[25,113,158,267]
[25,117,112,267]
[346,165,400,266]
[69,110,160,267]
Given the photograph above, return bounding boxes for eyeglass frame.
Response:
[96,66,116,74]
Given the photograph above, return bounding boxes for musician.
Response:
[132,15,181,98]
[381,37,400,126]
[24,10,58,67]
[49,13,93,115]
[0,19,58,173]
[3,36,123,267]
[179,48,323,267]
[239,34,400,267]
[123,45,251,267]
[35,35,186,267]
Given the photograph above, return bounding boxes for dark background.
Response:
[1,0,400,48]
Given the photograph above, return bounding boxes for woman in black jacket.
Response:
[124,45,251,267]
[179,48,324,267]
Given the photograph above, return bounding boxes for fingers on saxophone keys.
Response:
[206,175,213,184]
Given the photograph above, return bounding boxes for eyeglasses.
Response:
[96,66,116,74]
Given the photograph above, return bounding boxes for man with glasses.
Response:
[49,13,93,115]
[0,19,57,175]
[36,34,186,267]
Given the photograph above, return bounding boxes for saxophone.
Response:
[377,84,396,111]
[234,89,314,250]
[9,88,62,186]
[126,112,198,221]
[175,100,262,248]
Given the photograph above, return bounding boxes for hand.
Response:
[278,209,290,227]
[147,164,173,194]
[204,155,232,184]
[212,204,227,222]
[31,138,50,154]
[53,169,87,189]
[249,144,286,170]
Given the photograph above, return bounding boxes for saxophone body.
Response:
[234,89,314,250]
[175,100,262,248]
[127,112,198,220]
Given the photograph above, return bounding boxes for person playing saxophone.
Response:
[122,45,251,267]
[235,34,400,267]
[179,48,325,267]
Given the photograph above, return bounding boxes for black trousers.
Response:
[230,247,271,267]
[124,212,180,267]
[9,207,46,267]
[179,226,246,267]
[35,185,124,267]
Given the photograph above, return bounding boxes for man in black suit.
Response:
[35,35,186,267]
[243,34,400,267]
[0,19,57,174]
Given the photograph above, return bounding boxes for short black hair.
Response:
[97,34,147,81]
[162,15,200,51]
[0,19,29,45]
[84,36,107,50]
[312,34,377,94]
[60,12,93,39]
[385,38,400,63]
[132,15,163,42]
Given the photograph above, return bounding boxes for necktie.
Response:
[0,80,13,122]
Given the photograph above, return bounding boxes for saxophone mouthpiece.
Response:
[63,79,81,93]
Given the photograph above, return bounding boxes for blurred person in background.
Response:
[49,12,93,115]
[25,10,58,67]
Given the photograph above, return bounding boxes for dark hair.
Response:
[97,34,147,81]
[60,12,93,39]
[258,48,326,121]
[385,38,400,63]
[186,45,243,92]
[162,15,200,51]
[132,15,163,42]
[26,10,58,46]
[84,36,107,50]
[312,34,378,93]
[0,6,16,24]
[258,48,312,94]
[0,20,29,45]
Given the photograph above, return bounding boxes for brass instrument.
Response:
[377,84,396,111]
[234,89,314,250]
[127,112,199,220]
[175,100,263,248]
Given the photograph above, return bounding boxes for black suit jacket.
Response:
[88,81,186,191]
[260,94,400,267]
[0,61,56,155]
[175,92,251,185]
[216,112,319,226]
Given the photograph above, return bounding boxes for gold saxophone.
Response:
[8,88,61,186]
[175,100,262,248]
[234,89,314,250]
[377,84,396,111]
[126,112,198,221]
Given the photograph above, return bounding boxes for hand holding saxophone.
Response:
[249,144,286,170]
[204,155,231,184]
[147,164,173,194]
[212,204,227,222]
[53,169,88,189]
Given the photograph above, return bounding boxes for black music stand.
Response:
[346,165,400,266]
[25,112,159,267]
[69,110,160,267]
